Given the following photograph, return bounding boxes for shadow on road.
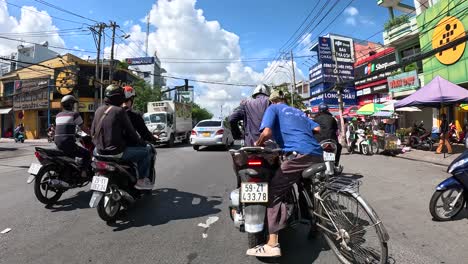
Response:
[0,147,18,151]
[47,190,92,212]
[198,146,230,152]
[340,172,364,180]
[0,163,29,169]
[109,188,222,231]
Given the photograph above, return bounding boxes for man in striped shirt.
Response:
[54,95,90,175]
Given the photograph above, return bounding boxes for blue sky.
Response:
[0,0,405,116]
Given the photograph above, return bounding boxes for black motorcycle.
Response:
[409,121,433,151]
[228,141,389,263]
[88,145,157,222]
[27,134,94,205]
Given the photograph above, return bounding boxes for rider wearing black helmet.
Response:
[55,95,90,176]
[313,103,342,166]
[91,84,152,190]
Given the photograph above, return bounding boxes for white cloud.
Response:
[107,0,307,117]
[346,17,357,26]
[0,2,65,55]
[344,6,359,16]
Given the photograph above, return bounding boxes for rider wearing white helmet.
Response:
[228,84,271,146]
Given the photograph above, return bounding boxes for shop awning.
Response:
[0,108,12,114]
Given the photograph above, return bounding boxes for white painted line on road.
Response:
[197,216,219,238]
[1,228,11,234]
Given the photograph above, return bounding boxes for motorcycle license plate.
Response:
[27,163,42,175]
[90,176,109,192]
[323,152,335,161]
[241,183,268,203]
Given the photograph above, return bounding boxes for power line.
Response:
[0,0,88,25]
[32,0,99,24]
[0,35,96,54]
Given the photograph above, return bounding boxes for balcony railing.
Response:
[383,16,419,46]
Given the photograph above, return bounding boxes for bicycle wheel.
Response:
[318,190,388,264]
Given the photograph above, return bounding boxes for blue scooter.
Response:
[429,139,468,221]
[14,132,25,143]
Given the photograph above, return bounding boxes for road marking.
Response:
[197,216,219,238]
[1,228,11,234]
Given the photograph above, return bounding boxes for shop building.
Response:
[415,0,468,131]
[354,47,397,106]
[0,54,141,139]
[376,0,434,128]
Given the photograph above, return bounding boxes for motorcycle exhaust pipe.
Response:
[119,189,135,205]
[49,179,70,189]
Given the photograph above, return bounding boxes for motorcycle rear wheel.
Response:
[34,166,63,205]
[97,193,121,222]
[429,189,465,221]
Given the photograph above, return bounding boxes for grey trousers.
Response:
[267,154,323,234]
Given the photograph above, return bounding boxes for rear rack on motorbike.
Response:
[325,176,361,193]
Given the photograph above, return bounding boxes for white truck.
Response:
[144,101,192,147]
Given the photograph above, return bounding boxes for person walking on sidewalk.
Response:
[436,113,453,154]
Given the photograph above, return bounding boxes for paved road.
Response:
[0,142,466,264]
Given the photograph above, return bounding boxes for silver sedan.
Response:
[190,120,234,151]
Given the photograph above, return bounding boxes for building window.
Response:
[400,45,422,73]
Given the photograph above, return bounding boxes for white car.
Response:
[190,120,235,151]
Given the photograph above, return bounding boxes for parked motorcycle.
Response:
[26,133,94,205]
[15,132,25,143]
[409,121,433,151]
[228,141,389,263]
[429,138,468,221]
[47,130,55,143]
[88,144,157,222]
[448,122,463,144]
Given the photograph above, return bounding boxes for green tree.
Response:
[132,79,161,112]
[192,103,213,123]
[272,83,306,109]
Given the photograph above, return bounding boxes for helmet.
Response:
[269,89,286,102]
[252,84,271,98]
[318,103,329,113]
[61,95,77,110]
[123,85,136,100]
[105,84,125,106]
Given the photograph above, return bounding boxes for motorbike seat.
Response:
[302,163,326,179]
[35,147,65,157]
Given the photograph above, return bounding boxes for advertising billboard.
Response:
[317,37,333,62]
[388,70,420,93]
[355,51,397,86]
[330,35,355,63]
[125,57,155,65]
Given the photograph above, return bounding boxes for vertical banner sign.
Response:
[317,37,333,62]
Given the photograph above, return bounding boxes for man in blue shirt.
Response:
[246,90,323,258]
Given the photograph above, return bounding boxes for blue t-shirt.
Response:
[260,103,323,157]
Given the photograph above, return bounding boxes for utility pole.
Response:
[91,23,105,110]
[290,50,296,106]
[333,53,346,145]
[146,13,150,56]
[109,21,119,82]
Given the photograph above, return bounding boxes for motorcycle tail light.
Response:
[92,161,116,172]
[34,151,44,162]
[247,159,262,167]
[322,143,336,153]
[248,177,262,183]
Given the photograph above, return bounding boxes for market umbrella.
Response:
[381,101,422,112]
[356,103,385,115]
[343,106,359,117]
[394,76,468,108]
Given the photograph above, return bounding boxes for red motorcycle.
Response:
[26,133,94,205]
[448,122,465,144]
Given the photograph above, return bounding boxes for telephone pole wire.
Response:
[109,21,119,82]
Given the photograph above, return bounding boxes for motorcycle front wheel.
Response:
[429,189,465,221]
[361,145,369,155]
[34,166,63,205]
